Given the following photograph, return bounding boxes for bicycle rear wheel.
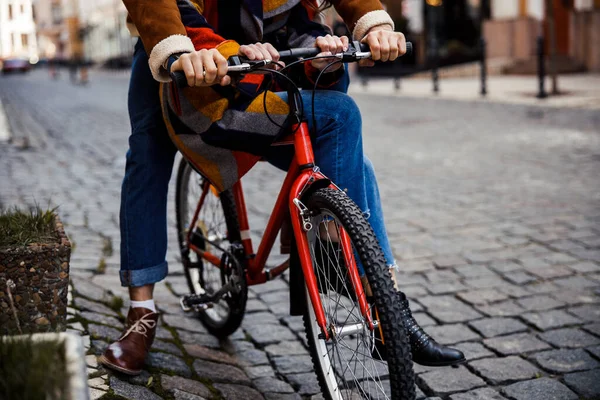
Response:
[175,159,247,338]
[301,188,415,400]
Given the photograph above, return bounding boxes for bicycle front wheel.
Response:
[301,188,415,400]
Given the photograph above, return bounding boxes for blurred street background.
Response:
[1,0,600,400]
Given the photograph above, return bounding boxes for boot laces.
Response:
[119,313,157,340]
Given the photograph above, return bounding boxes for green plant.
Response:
[107,296,124,313]
[0,206,58,248]
[0,336,69,400]
[96,258,107,274]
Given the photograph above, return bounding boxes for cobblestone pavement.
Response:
[1,69,600,400]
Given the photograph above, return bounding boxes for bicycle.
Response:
[171,41,416,400]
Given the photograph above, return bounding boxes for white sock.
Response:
[130,299,156,313]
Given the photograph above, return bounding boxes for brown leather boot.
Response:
[98,307,158,375]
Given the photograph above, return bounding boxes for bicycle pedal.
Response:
[180,294,213,312]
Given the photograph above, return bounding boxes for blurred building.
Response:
[33,0,133,64]
[0,0,38,61]
[485,0,600,72]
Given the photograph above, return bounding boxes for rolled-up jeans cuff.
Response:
[388,261,400,272]
[120,261,168,287]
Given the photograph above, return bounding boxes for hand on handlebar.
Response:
[239,42,282,69]
[311,35,349,72]
[360,26,407,67]
[171,49,231,87]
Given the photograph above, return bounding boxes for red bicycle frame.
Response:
[186,98,373,339]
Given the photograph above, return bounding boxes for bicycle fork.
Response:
[289,170,375,341]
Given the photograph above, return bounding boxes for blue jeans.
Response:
[119,41,394,287]
[120,40,178,287]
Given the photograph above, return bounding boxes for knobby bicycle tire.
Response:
[301,188,415,400]
[175,158,247,338]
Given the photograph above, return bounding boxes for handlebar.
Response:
[170,41,413,88]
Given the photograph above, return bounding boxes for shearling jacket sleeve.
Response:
[330,0,395,40]
[123,0,195,82]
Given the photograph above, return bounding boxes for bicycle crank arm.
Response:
[180,280,237,311]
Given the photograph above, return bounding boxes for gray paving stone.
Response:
[193,360,250,385]
[553,276,599,289]
[147,352,192,377]
[286,373,321,396]
[502,378,578,400]
[567,304,600,321]
[74,297,118,316]
[523,282,561,294]
[233,349,270,367]
[433,255,466,268]
[530,348,600,373]
[568,261,600,273]
[265,394,302,400]
[587,345,600,359]
[172,389,208,400]
[176,330,221,348]
[124,370,152,386]
[463,276,506,289]
[87,323,121,342]
[244,365,276,379]
[527,266,574,280]
[71,276,113,303]
[253,377,295,394]
[413,312,437,327]
[272,355,313,374]
[457,289,509,305]
[469,317,528,338]
[539,328,600,348]
[152,339,183,356]
[425,324,481,344]
[476,300,526,317]
[449,388,507,400]
[563,369,600,399]
[470,356,540,385]
[489,261,523,274]
[418,296,482,323]
[551,290,599,305]
[455,265,497,279]
[183,344,238,365]
[429,282,468,294]
[79,311,122,328]
[161,375,212,398]
[163,314,208,334]
[583,323,600,336]
[521,310,583,330]
[418,366,485,396]
[497,284,531,298]
[214,383,264,400]
[516,295,563,312]
[242,312,280,327]
[453,342,494,361]
[264,341,308,357]
[504,271,538,285]
[245,324,296,346]
[483,333,551,355]
[109,376,163,400]
[246,299,270,313]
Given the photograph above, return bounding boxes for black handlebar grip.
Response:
[170,71,189,88]
[278,47,321,59]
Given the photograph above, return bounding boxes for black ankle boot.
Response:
[397,293,466,367]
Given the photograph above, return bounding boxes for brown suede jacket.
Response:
[122,0,394,82]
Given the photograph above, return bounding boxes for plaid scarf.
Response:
[161,0,342,192]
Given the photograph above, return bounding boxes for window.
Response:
[22,34,28,48]
[51,3,62,24]
[8,4,13,19]
[21,4,25,13]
